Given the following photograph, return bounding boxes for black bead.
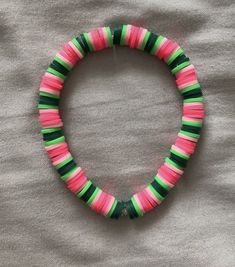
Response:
[151,180,168,198]
[113,26,123,45]
[144,32,158,53]
[57,160,77,176]
[110,201,124,219]
[169,54,189,70]
[50,60,69,75]
[39,95,59,106]
[80,184,96,203]
[80,33,91,53]
[125,200,138,219]
[183,88,202,99]
[43,130,63,141]
[76,36,88,54]
[181,125,201,134]
[170,153,187,168]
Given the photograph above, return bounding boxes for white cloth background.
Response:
[0,0,234,266]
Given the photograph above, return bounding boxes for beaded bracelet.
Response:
[38,25,205,219]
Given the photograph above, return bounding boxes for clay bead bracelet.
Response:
[38,25,205,219]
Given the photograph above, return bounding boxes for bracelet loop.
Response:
[38,25,205,219]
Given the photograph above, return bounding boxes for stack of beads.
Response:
[38,25,204,219]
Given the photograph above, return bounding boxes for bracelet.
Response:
[38,25,205,219]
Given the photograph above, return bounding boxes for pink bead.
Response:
[65,43,79,59]
[136,27,146,49]
[156,38,170,59]
[61,44,78,65]
[162,41,179,61]
[171,144,190,157]
[146,187,161,204]
[40,119,63,128]
[97,27,107,48]
[67,171,87,193]
[103,195,115,216]
[99,192,111,215]
[129,26,139,48]
[178,80,198,90]
[176,75,198,86]
[183,108,205,119]
[45,142,66,151]
[175,65,196,79]
[138,191,153,212]
[57,51,74,67]
[176,71,197,83]
[39,114,60,121]
[93,191,107,213]
[163,42,180,62]
[178,133,198,143]
[183,103,204,110]
[68,41,83,59]
[90,190,102,210]
[143,189,157,208]
[47,146,68,159]
[41,75,63,90]
[65,167,82,181]
[66,169,85,185]
[39,109,59,114]
[56,53,73,68]
[164,162,184,175]
[52,151,70,165]
[45,72,64,83]
[124,25,132,45]
[133,194,144,213]
[89,30,104,51]
[175,137,196,154]
[158,165,181,184]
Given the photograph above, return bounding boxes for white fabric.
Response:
[0,1,234,266]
